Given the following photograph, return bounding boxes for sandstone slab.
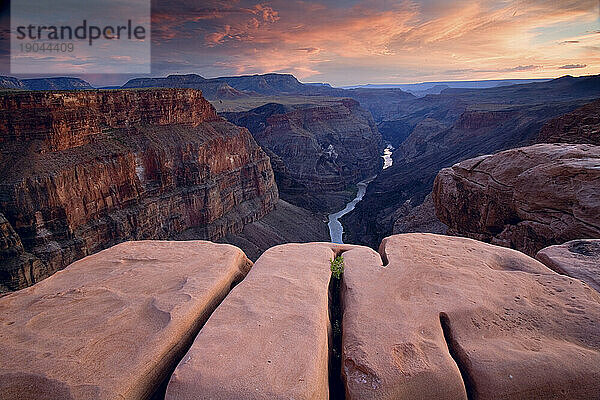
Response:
[537,239,600,293]
[165,242,350,400]
[433,143,600,256]
[342,233,600,400]
[0,240,251,400]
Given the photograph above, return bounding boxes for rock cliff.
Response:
[536,98,600,145]
[433,144,600,256]
[0,89,277,291]
[223,100,383,210]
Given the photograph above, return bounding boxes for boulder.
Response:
[165,242,351,400]
[433,143,600,256]
[537,239,600,293]
[341,233,600,399]
[0,240,251,400]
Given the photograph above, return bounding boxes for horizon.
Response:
[1,1,598,87]
[0,71,590,89]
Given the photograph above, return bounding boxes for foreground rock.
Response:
[537,239,600,293]
[0,88,277,290]
[0,241,251,400]
[433,143,600,256]
[165,242,348,400]
[342,233,600,399]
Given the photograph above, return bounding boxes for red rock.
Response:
[433,143,600,256]
[342,233,600,400]
[537,239,600,293]
[0,89,278,290]
[0,240,251,400]
[536,99,600,145]
[165,242,351,400]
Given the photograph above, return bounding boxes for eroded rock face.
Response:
[433,143,600,256]
[536,99,600,145]
[223,100,383,194]
[537,239,600,293]
[0,213,47,291]
[0,89,278,290]
[165,242,351,400]
[0,241,252,400]
[342,233,600,400]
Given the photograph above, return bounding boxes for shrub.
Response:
[330,255,345,279]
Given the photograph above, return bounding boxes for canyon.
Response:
[342,75,600,248]
[0,88,277,291]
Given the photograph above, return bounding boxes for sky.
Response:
[0,0,598,86]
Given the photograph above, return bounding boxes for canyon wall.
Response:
[0,89,278,291]
[223,99,383,211]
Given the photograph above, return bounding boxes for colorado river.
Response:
[328,146,394,243]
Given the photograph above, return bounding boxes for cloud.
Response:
[23,0,596,85]
[559,64,587,69]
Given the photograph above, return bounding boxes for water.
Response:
[327,146,394,243]
[382,145,394,169]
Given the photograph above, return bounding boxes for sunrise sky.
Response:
[1,0,598,86]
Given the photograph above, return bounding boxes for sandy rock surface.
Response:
[166,242,353,400]
[0,240,251,400]
[342,233,600,400]
[537,239,600,293]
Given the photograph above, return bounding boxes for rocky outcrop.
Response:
[223,100,383,201]
[341,234,600,399]
[0,213,46,291]
[0,241,251,400]
[537,239,600,293]
[536,98,600,145]
[0,89,277,291]
[433,144,600,256]
[3,235,600,398]
[215,199,330,261]
[165,242,347,400]
[392,193,447,235]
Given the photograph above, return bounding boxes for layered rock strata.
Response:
[165,242,349,400]
[537,239,600,293]
[0,89,278,290]
[223,100,383,195]
[433,143,600,256]
[0,213,46,291]
[536,98,600,145]
[0,241,252,400]
[342,233,600,399]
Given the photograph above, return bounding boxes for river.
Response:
[328,145,394,243]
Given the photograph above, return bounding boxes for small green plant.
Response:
[330,255,345,279]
